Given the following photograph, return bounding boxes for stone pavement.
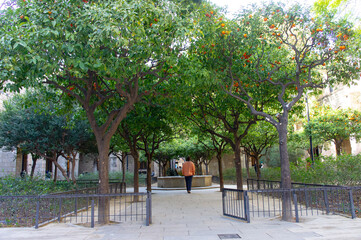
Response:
[0,186,360,240]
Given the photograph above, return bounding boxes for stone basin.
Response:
[157,175,212,188]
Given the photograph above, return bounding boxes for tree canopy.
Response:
[305,105,361,155]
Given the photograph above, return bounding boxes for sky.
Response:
[209,0,361,20]
[209,0,315,13]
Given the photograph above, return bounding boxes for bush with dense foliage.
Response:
[224,154,361,186]
[0,175,74,196]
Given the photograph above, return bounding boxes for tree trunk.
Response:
[217,153,224,191]
[71,152,77,185]
[53,157,58,183]
[234,141,243,190]
[278,118,292,221]
[195,161,202,175]
[146,154,152,192]
[161,162,167,176]
[245,153,250,179]
[121,152,126,193]
[205,163,209,175]
[121,152,126,182]
[132,150,140,201]
[50,157,70,182]
[335,139,342,156]
[97,140,110,224]
[30,157,37,178]
[255,156,261,180]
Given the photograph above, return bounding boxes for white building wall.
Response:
[0,148,17,177]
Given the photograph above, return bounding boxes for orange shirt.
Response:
[182,161,195,177]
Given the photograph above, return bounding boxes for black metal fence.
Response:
[223,179,361,223]
[247,178,340,190]
[0,183,151,228]
[56,180,127,192]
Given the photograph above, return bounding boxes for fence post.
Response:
[74,197,78,216]
[146,192,152,226]
[244,191,250,223]
[91,200,95,228]
[222,189,226,216]
[293,193,299,223]
[349,189,356,219]
[323,189,330,214]
[304,189,309,209]
[35,196,40,229]
[58,198,62,222]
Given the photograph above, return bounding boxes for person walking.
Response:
[182,156,195,194]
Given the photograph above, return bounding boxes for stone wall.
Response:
[208,153,246,177]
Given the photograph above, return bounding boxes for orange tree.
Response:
[305,105,361,156]
[190,2,360,220]
[240,121,278,180]
[180,84,258,190]
[0,0,194,223]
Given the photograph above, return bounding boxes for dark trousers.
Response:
[185,176,193,192]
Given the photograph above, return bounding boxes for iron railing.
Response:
[247,178,340,190]
[223,185,361,223]
[55,180,127,192]
[0,183,151,228]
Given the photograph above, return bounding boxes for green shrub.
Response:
[258,154,361,186]
[0,175,74,195]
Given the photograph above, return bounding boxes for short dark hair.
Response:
[186,156,190,161]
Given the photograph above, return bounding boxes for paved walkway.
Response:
[0,186,360,240]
